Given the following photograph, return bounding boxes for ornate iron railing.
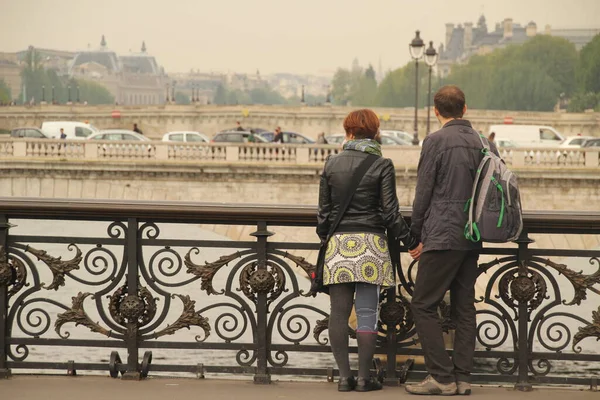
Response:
[0,198,599,390]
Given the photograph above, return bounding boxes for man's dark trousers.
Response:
[411,250,479,384]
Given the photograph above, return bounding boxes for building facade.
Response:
[438,15,600,77]
[69,37,168,105]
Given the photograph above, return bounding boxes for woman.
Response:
[317,109,417,392]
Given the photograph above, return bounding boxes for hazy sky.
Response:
[1,0,598,75]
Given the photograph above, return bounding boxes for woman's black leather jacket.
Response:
[317,150,417,250]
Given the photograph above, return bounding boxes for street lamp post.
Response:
[52,86,55,104]
[67,85,71,103]
[409,30,425,145]
[166,84,170,103]
[424,41,439,136]
[42,85,45,103]
[77,85,80,103]
[171,81,176,104]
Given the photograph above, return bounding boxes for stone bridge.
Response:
[1,104,599,139]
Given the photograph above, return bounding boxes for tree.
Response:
[517,35,578,96]
[74,79,114,104]
[375,63,428,108]
[486,61,559,111]
[0,79,11,103]
[175,91,191,105]
[213,84,227,105]
[331,68,352,105]
[577,33,600,93]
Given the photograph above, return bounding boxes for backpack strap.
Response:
[464,154,492,243]
[325,154,379,241]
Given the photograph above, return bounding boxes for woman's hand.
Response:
[409,242,423,260]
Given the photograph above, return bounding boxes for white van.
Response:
[488,125,565,147]
[41,121,99,140]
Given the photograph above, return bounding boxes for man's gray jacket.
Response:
[411,119,499,252]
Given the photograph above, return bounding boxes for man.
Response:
[133,123,143,135]
[406,86,498,396]
[273,127,284,143]
[236,121,245,131]
[60,128,67,139]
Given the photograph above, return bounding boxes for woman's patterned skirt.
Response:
[323,232,394,287]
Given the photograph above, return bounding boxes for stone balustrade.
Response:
[0,138,599,169]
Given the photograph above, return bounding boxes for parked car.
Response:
[10,127,50,139]
[560,135,594,148]
[87,130,150,141]
[494,138,518,148]
[212,131,269,143]
[488,124,565,147]
[381,130,413,143]
[582,138,600,148]
[257,131,315,144]
[325,133,411,146]
[41,121,99,140]
[162,131,210,143]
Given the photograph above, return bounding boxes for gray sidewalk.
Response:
[0,376,597,400]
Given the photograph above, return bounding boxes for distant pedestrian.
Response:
[273,127,284,143]
[488,131,496,143]
[60,128,67,139]
[236,121,245,131]
[316,132,328,144]
[248,130,257,143]
[133,124,143,135]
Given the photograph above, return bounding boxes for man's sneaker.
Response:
[405,375,457,396]
[338,376,356,392]
[457,381,471,395]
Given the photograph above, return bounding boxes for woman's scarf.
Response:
[342,138,382,156]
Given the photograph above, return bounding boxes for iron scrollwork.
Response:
[538,257,600,306]
[573,305,600,352]
[109,284,157,327]
[55,292,112,338]
[25,244,82,291]
[0,245,27,298]
[379,289,415,340]
[499,266,547,317]
[239,261,286,305]
[152,294,210,341]
[185,249,243,295]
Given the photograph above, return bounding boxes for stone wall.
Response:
[1,161,599,212]
[1,104,599,139]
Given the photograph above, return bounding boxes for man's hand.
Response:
[409,242,423,260]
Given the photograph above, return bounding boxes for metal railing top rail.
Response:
[1,197,600,234]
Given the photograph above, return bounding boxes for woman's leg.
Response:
[328,283,355,379]
[355,282,380,383]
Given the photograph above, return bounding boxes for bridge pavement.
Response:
[0,376,596,400]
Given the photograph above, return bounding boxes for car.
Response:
[10,127,50,139]
[494,138,518,148]
[560,135,594,148]
[488,124,565,147]
[257,131,315,144]
[87,130,150,141]
[325,133,411,146]
[582,138,600,148]
[212,131,269,143]
[41,121,99,140]
[162,131,210,143]
[381,130,413,143]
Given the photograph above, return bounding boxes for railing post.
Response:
[84,142,98,160]
[515,230,534,392]
[155,143,169,160]
[383,287,398,385]
[585,150,599,168]
[0,215,11,378]
[250,221,273,384]
[122,217,141,380]
[226,146,240,162]
[13,141,26,158]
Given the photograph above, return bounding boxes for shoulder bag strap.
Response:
[325,154,379,241]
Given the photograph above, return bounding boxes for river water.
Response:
[5,219,599,380]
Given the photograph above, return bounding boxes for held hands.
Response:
[409,242,423,260]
